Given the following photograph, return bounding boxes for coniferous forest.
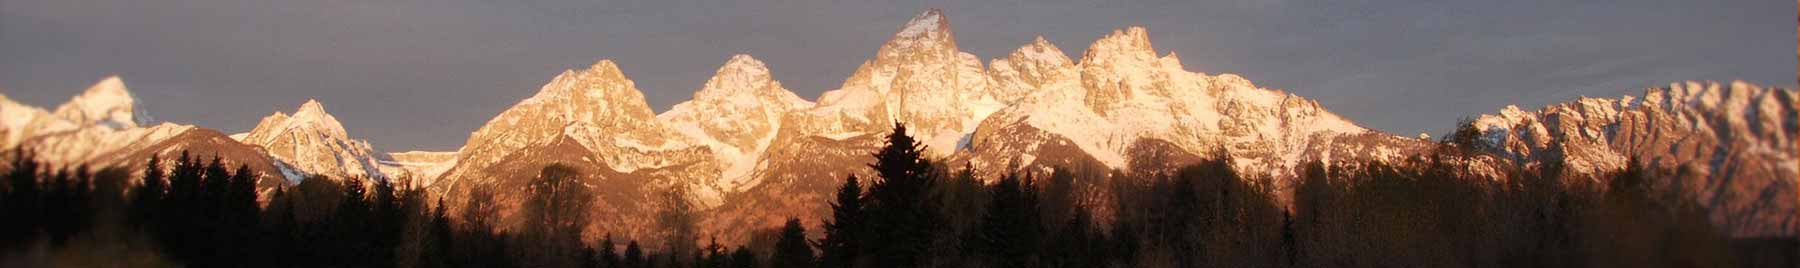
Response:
[0,123,1794,267]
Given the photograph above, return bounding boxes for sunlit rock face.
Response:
[1473,81,1800,236]
[237,100,386,183]
[658,54,815,203]
[2,76,287,193]
[432,60,720,243]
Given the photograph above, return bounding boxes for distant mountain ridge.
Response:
[1,8,1792,241]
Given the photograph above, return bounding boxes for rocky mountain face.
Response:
[959,27,1431,184]
[3,8,1793,243]
[430,60,721,243]
[790,9,1013,154]
[657,54,815,202]
[1472,81,1799,236]
[235,100,386,183]
[1,77,287,193]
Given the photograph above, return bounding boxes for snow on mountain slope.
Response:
[1,77,287,192]
[960,26,1398,184]
[1,94,78,150]
[433,59,719,241]
[236,99,386,181]
[1472,81,1799,236]
[378,150,458,186]
[657,54,813,195]
[705,8,1031,243]
[794,8,1012,155]
[51,76,140,129]
[440,60,712,185]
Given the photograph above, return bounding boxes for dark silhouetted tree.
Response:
[819,175,864,268]
[862,123,941,267]
[729,246,756,268]
[126,154,164,228]
[977,173,1043,268]
[624,240,646,268]
[773,218,815,268]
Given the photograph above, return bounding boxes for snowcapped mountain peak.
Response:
[239,99,379,181]
[586,59,627,78]
[1078,26,1169,115]
[988,35,1079,100]
[294,99,328,117]
[895,8,949,40]
[881,9,957,56]
[688,54,804,106]
[53,76,139,129]
[281,99,349,138]
[1016,35,1074,65]
[1082,27,1156,64]
[1471,81,1797,236]
[659,54,812,190]
[1,94,79,149]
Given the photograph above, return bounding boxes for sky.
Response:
[2,0,1793,152]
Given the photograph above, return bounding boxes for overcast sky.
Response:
[2,0,1792,152]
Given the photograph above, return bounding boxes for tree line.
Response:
[0,122,1789,267]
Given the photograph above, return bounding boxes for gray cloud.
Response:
[2,0,1791,151]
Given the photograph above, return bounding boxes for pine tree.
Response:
[772,218,815,268]
[702,237,727,268]
[420,197,454,268]
[819,175,864,267]
[729,246,756,268]
[598,233,621,268]
[977,173,1043,268]
[334,176,373,266]
[861,123,940,267]
[1045,207,1098,268]
[624,240,646,268]
[127,155,164,227]
[264,187,299,266]
[0,150,40,249]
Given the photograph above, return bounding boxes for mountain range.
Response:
[1,9,1792,242]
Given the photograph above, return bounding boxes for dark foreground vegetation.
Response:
[0,123,1793,267]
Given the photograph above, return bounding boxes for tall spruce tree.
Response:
[773,218,815,268]
[624,240,646,268]
[127,154,164,227]
[598,233,621,268]
[819,175,864,267]
[729,246,756,268]
[861,123,940,267]
[1,150,42,249]
[977,173,1043,268]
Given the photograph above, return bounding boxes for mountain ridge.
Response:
[1,9,1792,241]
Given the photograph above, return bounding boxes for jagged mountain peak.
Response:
[879,8,958,57]
[988,35,1079,100]
[238,99,379,181]
[512,58,658,123]
[53,75,138,129]
[294,99,329,118]
[247,99,350,141]
[1470,81,1797,236]
[658,54,813,190]
[895,8,949,40]
[1080,26,1156,65]
[585,59,626,77]
[687,54,808,107]
[1014,35,1074,65]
